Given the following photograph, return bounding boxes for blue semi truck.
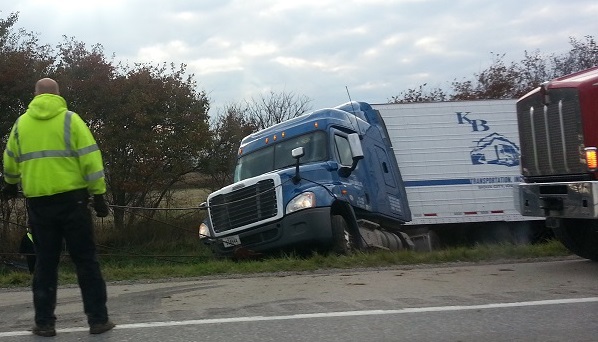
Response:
[198,101,414,256]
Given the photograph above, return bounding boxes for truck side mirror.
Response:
[348,133,364,161]
[291,147,305,184]
[292,147,305,159]
[339,133,364,177]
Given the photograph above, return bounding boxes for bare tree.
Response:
[451,53,522,100]
[389,83,448,103]
[245,90,312,129]
[199,103,258,190]
[552,35,598,76]
[391,35,598,103]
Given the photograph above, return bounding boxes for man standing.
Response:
[2,78,114,337]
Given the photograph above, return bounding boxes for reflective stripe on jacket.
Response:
[3,94,106,197]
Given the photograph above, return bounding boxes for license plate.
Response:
[221,235,241,248]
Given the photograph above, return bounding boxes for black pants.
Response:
[18,233,35,274]
[27,189,109,326]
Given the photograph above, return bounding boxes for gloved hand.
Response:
[0,182,18,200]
[93,194,109,217]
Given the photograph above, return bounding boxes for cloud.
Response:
[273,56,353,74]
[240,41,279,57]
[2,0,596,113]
[135,41,191,63]
[188,57,244,75]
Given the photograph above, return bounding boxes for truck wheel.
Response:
[331,215,358,254]
[555,219,598,261]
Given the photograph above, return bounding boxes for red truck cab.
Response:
[516,66,598,261]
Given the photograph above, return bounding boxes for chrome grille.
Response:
[209,179,278,234]
[517,88,584,178]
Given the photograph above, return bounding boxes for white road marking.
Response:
[1,297,597,338]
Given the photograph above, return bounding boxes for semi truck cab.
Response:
[199,102,412,256]
[515,66,598,261]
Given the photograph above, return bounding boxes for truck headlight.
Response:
[286,192,316,214]
[199,222,210,239]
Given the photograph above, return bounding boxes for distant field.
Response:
[0,187,214,263]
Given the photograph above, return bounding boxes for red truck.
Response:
[515,66,598,261]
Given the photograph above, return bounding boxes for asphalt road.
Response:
[0,257,597,341]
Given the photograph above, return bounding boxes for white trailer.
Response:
[372,100,545,246]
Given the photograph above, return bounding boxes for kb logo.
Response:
[456,112,489,131]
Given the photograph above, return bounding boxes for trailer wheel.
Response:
[555,219,598,261]
[331,215,358,254]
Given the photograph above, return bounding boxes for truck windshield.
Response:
[234,131,328,182]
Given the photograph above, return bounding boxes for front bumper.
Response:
[207,207,333,256]
[516,181,598,218]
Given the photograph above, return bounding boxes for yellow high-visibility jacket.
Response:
[3,94,106,197]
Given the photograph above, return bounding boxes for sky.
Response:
[3,0,597,117]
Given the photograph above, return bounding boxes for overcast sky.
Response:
[3,0,597,116]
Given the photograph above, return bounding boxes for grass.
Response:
[0,239,572,288]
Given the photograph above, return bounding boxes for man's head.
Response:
[34,78,60,96]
